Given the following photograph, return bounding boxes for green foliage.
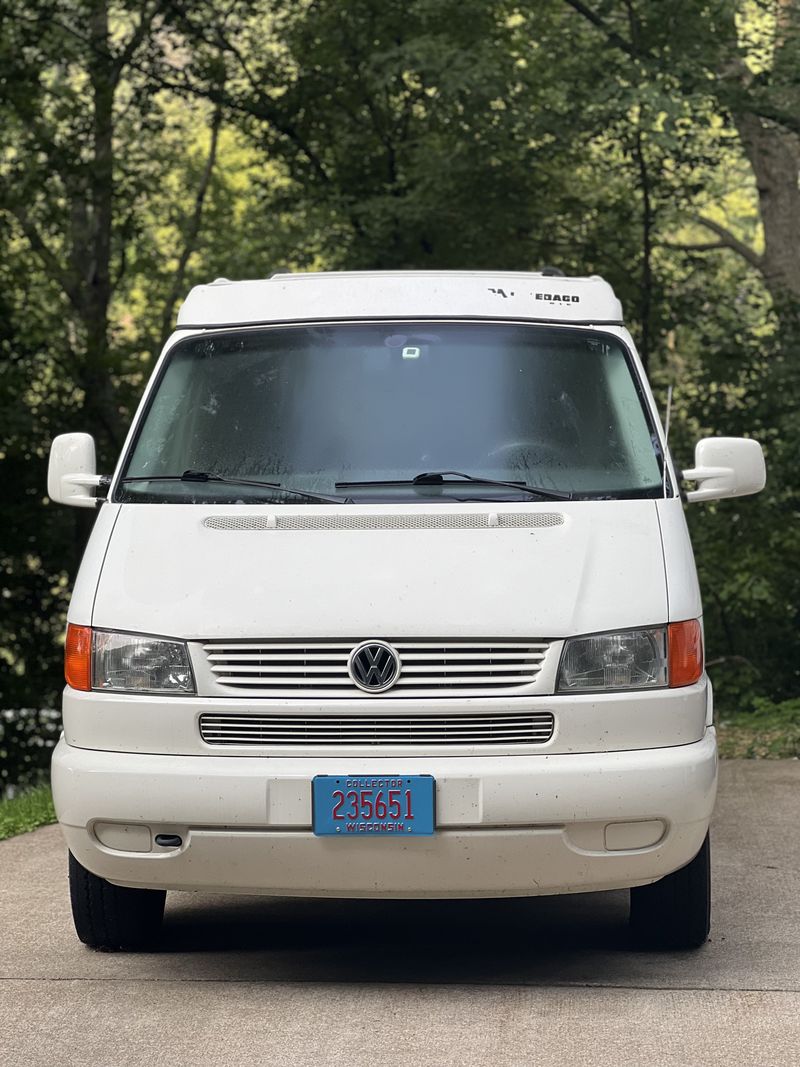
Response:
[655,265,800,710]
[181,0,572,270]
[717,698,800,759]
[0,784,56,839]
[0,708,62,793]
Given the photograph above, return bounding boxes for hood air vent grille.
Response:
[203,512,564,531]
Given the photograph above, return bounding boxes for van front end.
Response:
[48,271,765,951]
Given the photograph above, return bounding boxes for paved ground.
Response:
[1,760,798,1066]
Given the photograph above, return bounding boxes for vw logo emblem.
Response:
[348,640,401,693]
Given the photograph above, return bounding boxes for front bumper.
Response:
[52,729,718,898]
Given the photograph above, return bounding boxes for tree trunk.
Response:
[717,0,800,310]
[734,111,800,304]
[80,0,119,466]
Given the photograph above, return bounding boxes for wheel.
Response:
[68,851,166,950]
[629,833,711,950]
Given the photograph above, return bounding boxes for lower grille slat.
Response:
[199,711,555,747]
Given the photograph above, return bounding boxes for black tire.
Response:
[68,851,166,950]
[629,833,711,950]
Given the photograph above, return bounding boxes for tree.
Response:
[0,0,223,464]
[166,0,635,273]
[560,0,800,310]
[0,0,226,709]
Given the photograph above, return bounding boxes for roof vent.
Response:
[539,266,565,277]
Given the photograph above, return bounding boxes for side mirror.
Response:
[682,436,766,503]
[47,433,106,508]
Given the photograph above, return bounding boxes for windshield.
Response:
[116,322,664,503]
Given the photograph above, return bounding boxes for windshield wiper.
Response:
[120,471,351,504]
[336,471,571,501]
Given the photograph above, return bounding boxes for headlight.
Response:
[92,630,195,694]
[557,627,667,692]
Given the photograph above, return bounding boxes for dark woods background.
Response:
[1,1,798,785]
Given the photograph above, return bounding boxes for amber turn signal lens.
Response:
[668,619,703,688]
[65,624,92,691]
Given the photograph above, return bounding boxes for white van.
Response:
[49,270,765,951]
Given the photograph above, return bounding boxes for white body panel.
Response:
[177,271,623,328]
[86,500,667,639]
[60,681,708,757]
[66,503,121,621]
[54,270,717,901]
[656,498,704,621]
[53,731,717,897]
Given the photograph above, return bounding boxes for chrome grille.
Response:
[201,640,551,697]
[199,711,555,747]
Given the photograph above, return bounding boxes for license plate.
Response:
[312,774,435,836]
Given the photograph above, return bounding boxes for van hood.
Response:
[92,501,667,639]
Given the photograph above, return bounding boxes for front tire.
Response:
[68,852,166,950]
[629,833,711,950]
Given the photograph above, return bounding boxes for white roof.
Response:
[176,270,623,328]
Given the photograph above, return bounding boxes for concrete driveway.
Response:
[1,760,798,1066]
